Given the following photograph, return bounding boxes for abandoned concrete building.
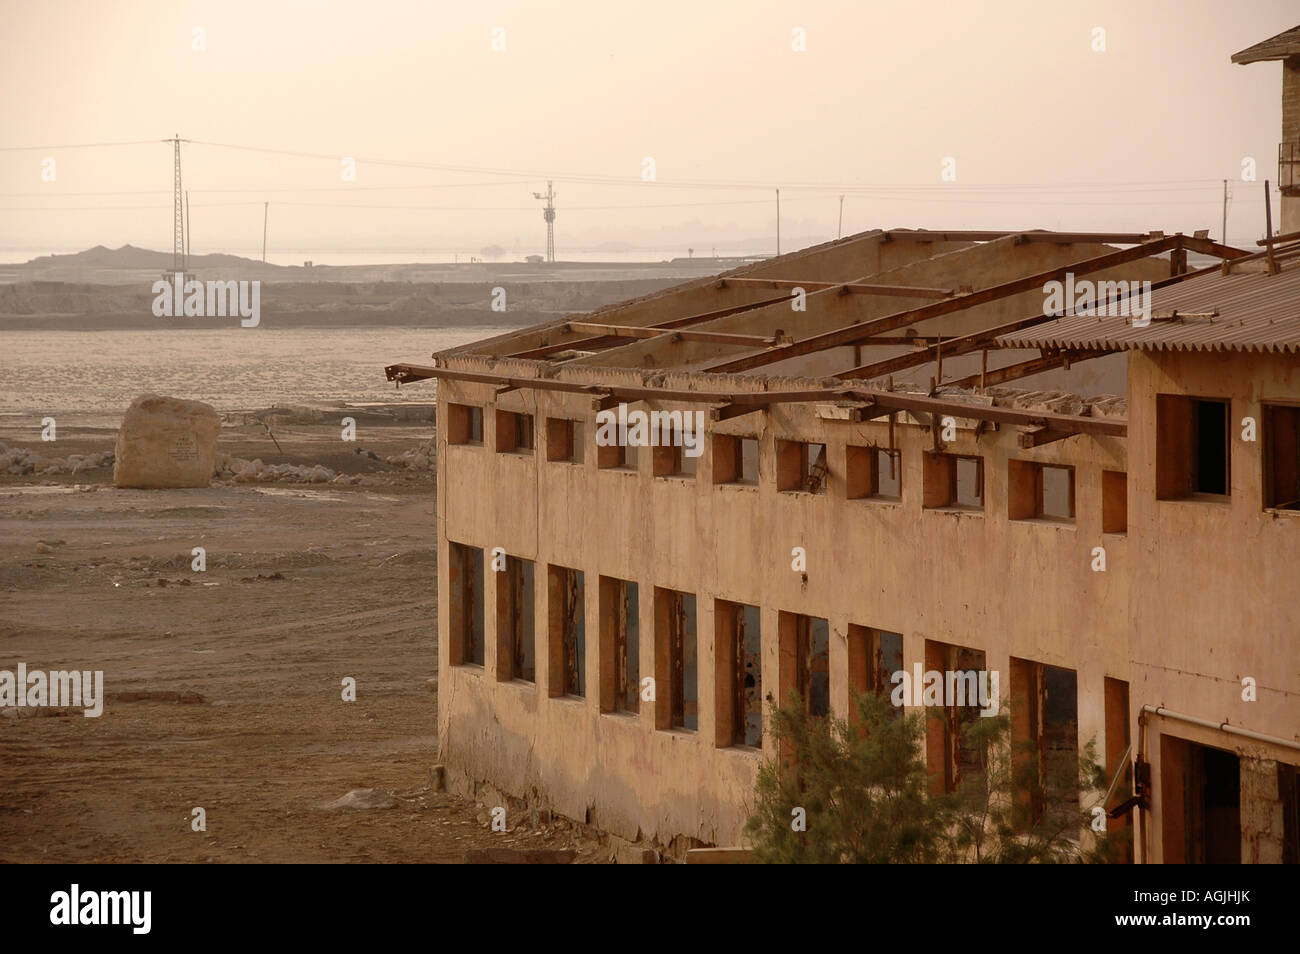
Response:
[387,30,1300,863]
[1234,23,1300,234]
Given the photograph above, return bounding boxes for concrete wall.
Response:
[434,346,1298,856]
[1126,348,1300,862]
[436,363,1136,846]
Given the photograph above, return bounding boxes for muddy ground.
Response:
[0,424,609,863]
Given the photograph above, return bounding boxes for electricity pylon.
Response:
[163,134,189,274]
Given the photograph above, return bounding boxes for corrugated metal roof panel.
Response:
[997,264,1300,354]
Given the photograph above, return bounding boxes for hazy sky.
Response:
[1,0,1296,261]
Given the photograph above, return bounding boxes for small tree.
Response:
[745,691,937,862]
[937,706,1117,863]
[745,689,1118,863]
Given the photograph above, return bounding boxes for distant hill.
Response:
[1,245,737,287]
[26,245,266,270]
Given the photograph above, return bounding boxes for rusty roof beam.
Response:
[385,364,436,384]
[1257,228,1300,246]
[835,259,1223,381]
[607,384,849,405]
[942,349,1115,389]
[850,335,947,347]
[384,362,851,405]
[847,388,1126,438]
[714,403,769,421]
[705,235,1182,375]
[881,229,1153,244]
[565,321,789,348]
[839,283,964,298]
[506,293,792,359]
[517,267,897,362]
[384,364,599,393]
[1017,426,1076,448]
[1181,235,1250,259]
[1222,238,1300,271]
[1223,244,1291,266]
[719,277,956,298]
[384,362,1125,437]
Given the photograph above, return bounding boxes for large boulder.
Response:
[113,394,221,489]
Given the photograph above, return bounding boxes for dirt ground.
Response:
[0,425,607,863]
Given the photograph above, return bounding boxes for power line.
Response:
[1,190,1271,213]
[183,138,1231,195]
[0,195,830,212]
[0,204,174,211]
[0,180,536,197]
[0,139,160,151]
[1,135,1247,197]
[260,196,802,210]
[0,135,1252,197]
[0,182,1230,202]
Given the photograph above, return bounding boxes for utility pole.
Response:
[838,194,845,239]
[776,188,781,256]
[262,201,269,264]
[533,181,556,263]
[185,190,192,266]
[1222,179,1228,246]
[1264,180,1278,274]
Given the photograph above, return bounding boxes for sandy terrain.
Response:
[0,425,607,863]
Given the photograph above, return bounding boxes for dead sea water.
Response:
[0,327,506,428]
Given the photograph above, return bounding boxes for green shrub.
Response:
[744,689,1119,864]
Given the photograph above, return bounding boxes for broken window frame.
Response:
[943,645,988,793]
[1010,657,1080,834]
[495,555,536,684]
[716,599,762,749]
[951,455,984,510]
[448,541,485,668]
[780,611,830,719]
[1009,460,1076,523]
[1156,393,1231,500]
[447,403,484,445]
[545,417,584,464]
[865,627,903,697]
[547,564,585,699]
[872,447,903,501]
[652,425,698,479]
[599,576,639,715]
[1262,401,1300,511]
[1036,463,1075,521]
[847,444,902,502]
[925,452,984,511]
[712,434,759,486]
[777,440,828,495]
[597,439,637,471]
[495,409,536,455]
[847,624,904,731]
[655,588,698,732]
[1102,469,1128,534]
